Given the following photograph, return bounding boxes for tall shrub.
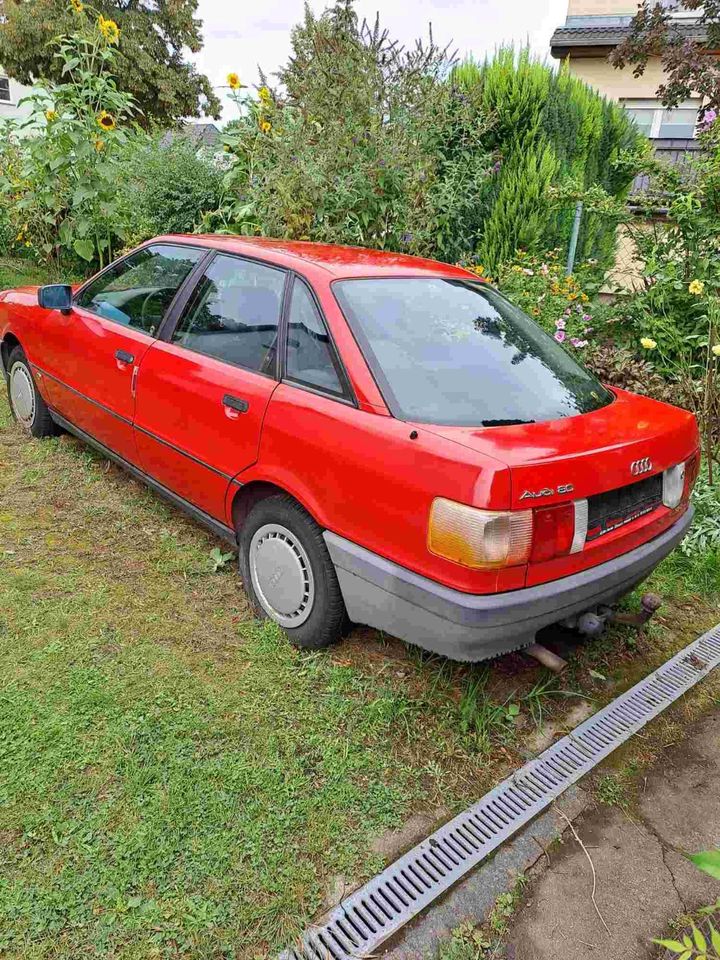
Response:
[453,48,645,273]
[0,6,141,267]
[208,1,495,262]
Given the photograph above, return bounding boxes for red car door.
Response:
[38,243,206,464]
[133,252,286,521]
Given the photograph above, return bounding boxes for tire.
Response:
[238,493,348,650]
[6,346,58,438]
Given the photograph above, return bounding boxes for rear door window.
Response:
[171,254,286,376]
[334,277,613,426]
[285,279,346,396]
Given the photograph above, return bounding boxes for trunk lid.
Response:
[419,389,698,510]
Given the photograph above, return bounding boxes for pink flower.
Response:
[540,263,549,276]
[582,313,591,322]
[555,318,567,330]
[554,330,566,343]
[571,339,588,349]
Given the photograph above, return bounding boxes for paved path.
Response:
[507,709,720,959]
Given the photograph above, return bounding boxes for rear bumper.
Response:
[324,506,694,662]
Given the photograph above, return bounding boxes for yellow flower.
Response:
[94,139,105,152]
[640,337,657,350]
[689,279,705,295]
[96,110,116,131]
[258,85,272,103]
[45,109,57,122]
[98,15,120,43]
[227,73,243,90]
[260,119,272,133]
[70,0,84,12]
[712,344,720,358]
[15,232,23,242]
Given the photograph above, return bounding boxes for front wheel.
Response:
[238,494,348,650]
[6,346,58,438]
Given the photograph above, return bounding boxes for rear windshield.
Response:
[334,278,613,426]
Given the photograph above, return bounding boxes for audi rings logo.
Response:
[630,458,653,477]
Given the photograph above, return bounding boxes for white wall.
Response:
[0,74,33,120]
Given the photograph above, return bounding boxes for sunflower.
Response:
[258,85,272,103]
[94,139,105,152]
[260,119,272,134]
[70,0,84,12]
[45,109,57,122]
[97,110,116,131]
[227,73,244,90]
[98,15,120,44]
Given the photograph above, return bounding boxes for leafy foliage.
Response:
[690,850,720,881]
[453,49,645,272]
[493,249,605,353]
[114,135,224,246]
[612,0,720,114]
[0,8,140,267]
[609,121,720,477]
[681,465,720,557]
[208,1,495,262]
[0,0,220,124]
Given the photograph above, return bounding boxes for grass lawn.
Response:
[2,258,719,958]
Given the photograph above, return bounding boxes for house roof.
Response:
[551,19,708,58]
[160,123,221,149]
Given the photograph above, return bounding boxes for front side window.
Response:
[0,77,10,102]
[172,254,285,375]
[334,278,613,427]
[285,279,345,396]
[76,244,203,333]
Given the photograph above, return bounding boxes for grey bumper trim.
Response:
[324,508,693,660]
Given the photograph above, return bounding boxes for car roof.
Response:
[154,234,479,280]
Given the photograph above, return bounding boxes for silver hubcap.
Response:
[249,523,315,628]
[9,362,35,428]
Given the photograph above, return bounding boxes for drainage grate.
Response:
[280,624,720,960]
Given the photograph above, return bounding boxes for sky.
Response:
[191,0,569,123]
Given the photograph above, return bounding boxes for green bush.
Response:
[208,1,495,262]
[494,249,608,353]
[0,8,140,269]
[116,135,224,246]
[453,48,645,273]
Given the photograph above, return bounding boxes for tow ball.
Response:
[525,593,663,674]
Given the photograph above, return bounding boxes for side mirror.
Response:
[38,284,73,314]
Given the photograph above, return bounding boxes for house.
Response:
[160,122,222,151]
[550,0,707,166]
[0,70,32,119]
[550,1,708,288]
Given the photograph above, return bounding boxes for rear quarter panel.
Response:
[237,383,524,594]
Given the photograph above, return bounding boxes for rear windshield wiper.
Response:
[481,419,537,427]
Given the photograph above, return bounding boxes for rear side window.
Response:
[76,244,203,334]
[334,278,613,426]
[285,279,344,396]
[172,254,286,375]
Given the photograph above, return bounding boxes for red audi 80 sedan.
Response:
[1,236,699,661]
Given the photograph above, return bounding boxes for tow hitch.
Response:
[526,593,664,673]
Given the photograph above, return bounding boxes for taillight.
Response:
[428,497,588,570]
[428,498,533,570]
[530,500,588,563]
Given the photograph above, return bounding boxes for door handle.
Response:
[115,349,134,365]
[222,394,249,416]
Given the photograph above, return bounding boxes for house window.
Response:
[0,77,10,102]
[622,99,701,139]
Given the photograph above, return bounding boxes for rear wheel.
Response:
[6,346,58,438]
[238,494,348,649]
